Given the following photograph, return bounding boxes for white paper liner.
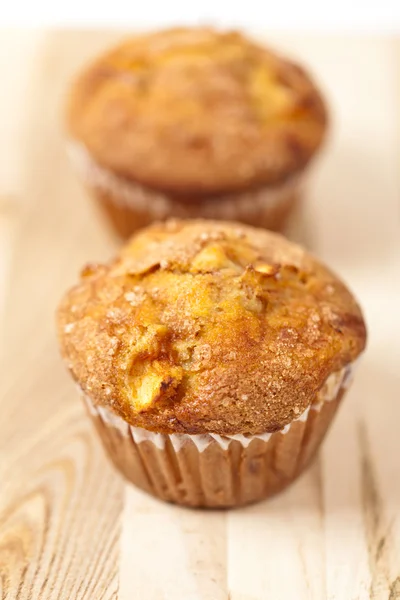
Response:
[83,362,354,453]
[67,140,304,220]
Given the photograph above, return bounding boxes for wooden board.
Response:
[0,31,399,600]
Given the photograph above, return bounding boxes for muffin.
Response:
[57,220,366,507]
[66,28,328,238]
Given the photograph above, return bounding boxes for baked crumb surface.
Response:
[67,28,328,195]
[57,220,366,434]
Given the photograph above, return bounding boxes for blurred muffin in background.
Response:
[66,28,328,238]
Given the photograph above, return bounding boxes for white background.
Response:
[2,0,400,31]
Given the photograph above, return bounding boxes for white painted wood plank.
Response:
[318,37,400,600]
[228,465,325,600]
[120,487,227,600]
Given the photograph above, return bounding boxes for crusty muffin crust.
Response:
[67,27,328,195]
[57,220,366,434]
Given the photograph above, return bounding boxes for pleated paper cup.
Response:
[67,141,303,239]
[82,363,355,508]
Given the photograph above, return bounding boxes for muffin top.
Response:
[67,27,328,195]
[57,220,366,435]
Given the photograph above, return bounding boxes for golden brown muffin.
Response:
[57,220,365,507]
[66,28,328,237]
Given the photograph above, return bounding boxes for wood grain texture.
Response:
[0,31,399,600]
[0,31,123,600]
